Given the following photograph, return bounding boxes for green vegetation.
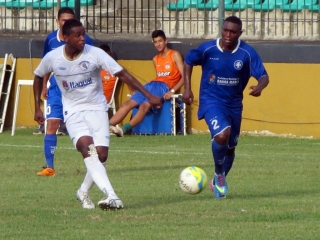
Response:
[1,129,320,239]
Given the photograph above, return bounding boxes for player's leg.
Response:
[77,115,111,198]
[68,111,123,210]
[112,82,167,136]
[204,107,230,198]
[223,112,241,177]
[109,99,139,126]
[92,112,123,210]
[109,99,139,137]
[37,85,63,176]
[224,148,236,177]
[128,101,151,127]
[67,112,96,209]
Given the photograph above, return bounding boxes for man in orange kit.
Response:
[109,30,184,136]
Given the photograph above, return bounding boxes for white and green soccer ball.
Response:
[179,166,207,195]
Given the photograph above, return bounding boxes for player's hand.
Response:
[42,86,48,100]
[163,91,174,100]
[182,89,194,105]
[148,95,162,108]
[34,109,45,124]
[248,85,262,97]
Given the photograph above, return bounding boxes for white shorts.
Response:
[66,110,110,147]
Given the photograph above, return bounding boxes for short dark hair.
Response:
[62,19,83,36]
[224,16,242,29]
[99,44,111,53]
[151,30,166,40]
[58,7,75,19]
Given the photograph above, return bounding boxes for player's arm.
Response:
[41,36,52,100]
[127,85,136,96]
[248,51,270,97]
[42,73,51,99]
[182,47,203,105]
[182,62,194,105]
[121,66,136,96]
[33,54,52,124]
[249,75,269,97]
[33,74,45,124]
[115,69,162,108]
[163,51,184,100]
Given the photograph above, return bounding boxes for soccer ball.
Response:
[179,166,207,195]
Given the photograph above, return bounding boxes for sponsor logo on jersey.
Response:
[157,71,170,77]
[209,74,215,84]
[59,67,66,70]
[234,60,243,70]
[217,77,239,86]
[165,62,170,70]
[64,111,68,115]
[69,78,93,89]
[78,61,90,71]
[62,81,69,90]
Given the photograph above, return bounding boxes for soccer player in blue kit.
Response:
[182,16,269,199]
[35,7,93,176]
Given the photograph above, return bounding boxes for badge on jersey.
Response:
[78,61,90,71]
[234,60,243,70]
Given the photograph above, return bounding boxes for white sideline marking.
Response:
[0,143,209,155]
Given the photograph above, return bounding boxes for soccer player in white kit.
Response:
[33,19,162,210]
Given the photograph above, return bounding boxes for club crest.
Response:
[78,61,90,71]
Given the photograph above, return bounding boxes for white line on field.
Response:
[0,143,210,155]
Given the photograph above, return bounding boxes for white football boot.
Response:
[98,195,124,210]
[76,189,95,209]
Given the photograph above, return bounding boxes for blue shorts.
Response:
[130,81,169,105]
[46,83,63,120]
[204,105,242,148]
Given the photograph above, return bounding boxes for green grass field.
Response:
[1,129,320,240]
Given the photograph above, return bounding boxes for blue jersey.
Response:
[185,39,268,120]
[43,29,94,87]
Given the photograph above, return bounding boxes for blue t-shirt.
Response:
[43,29,94,87]
[185,38,268,120]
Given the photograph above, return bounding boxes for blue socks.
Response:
[44,134,57,169]
[212,141,228,174]
[224,153,235,177]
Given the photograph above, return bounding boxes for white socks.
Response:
[83,155,116,197]
[79,160,106,193]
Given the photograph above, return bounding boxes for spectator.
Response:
[109,30,184,137]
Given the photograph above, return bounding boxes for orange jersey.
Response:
[153,50,181,89]
[100,69,117,102]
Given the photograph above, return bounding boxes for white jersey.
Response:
[34,44,123,121]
